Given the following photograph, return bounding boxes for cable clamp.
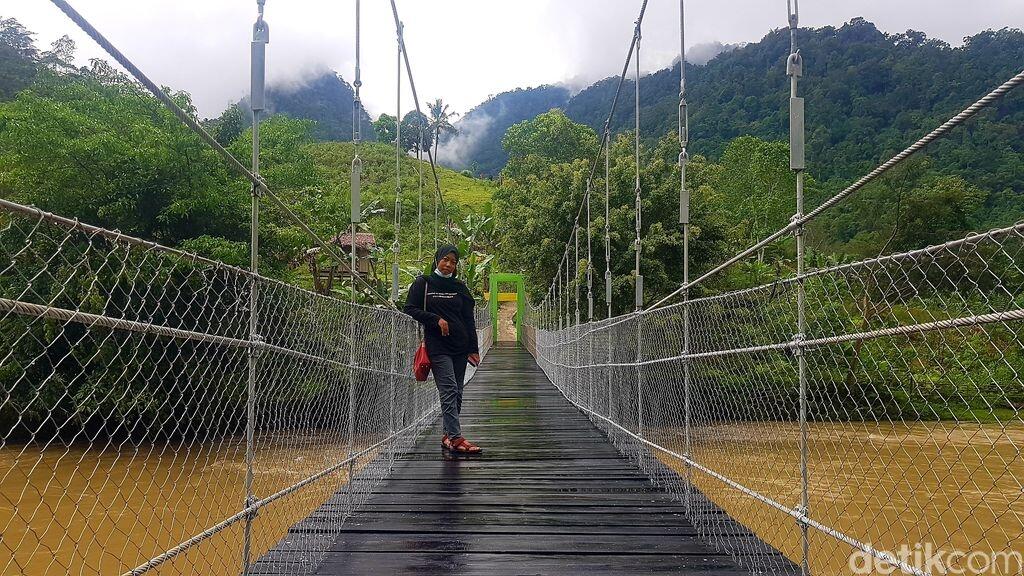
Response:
[786,50,803,78]
[794,504,808,527]
[249,334,264,357]
[245,494,260,518]
[790,214,804,237]
[790,333,805,356]
[253,8,269,44]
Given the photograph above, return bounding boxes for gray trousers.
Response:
[430,353,468,440]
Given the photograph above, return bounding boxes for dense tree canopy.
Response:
[494,110,733,312]
[445,18,1024,221]
[0,17,38,100]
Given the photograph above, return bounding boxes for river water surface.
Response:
[2,423,1021,575]
[655,421,1024,576]
[0,435,371,575]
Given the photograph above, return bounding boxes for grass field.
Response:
[310,141,495,211]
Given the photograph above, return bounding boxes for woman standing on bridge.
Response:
[403,245,483,455]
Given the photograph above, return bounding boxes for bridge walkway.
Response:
[257,344,758,575]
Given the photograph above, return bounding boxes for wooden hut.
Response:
[305,232,377,295]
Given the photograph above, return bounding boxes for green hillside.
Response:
[451,19,1024,193]
[0,16,495,301]
[310,141,495,213]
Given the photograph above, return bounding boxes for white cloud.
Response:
[8,0,1022,118]
[436,108,496,170]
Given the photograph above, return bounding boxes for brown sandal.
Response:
[444,436,482,454]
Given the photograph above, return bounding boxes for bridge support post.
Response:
[243,5,268,574]
[678,0,694,520]
[635,314,644,437]
[787,2,810,574]
[389,314,397,437]
[346,0,364,526]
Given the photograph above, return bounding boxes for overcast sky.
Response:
[10,1,1024,119]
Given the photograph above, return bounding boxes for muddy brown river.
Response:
[2,423,1021,575]
[655,422,1024,576]
[0,435,373,575]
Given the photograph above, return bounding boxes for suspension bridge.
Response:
[1,1,1022,575]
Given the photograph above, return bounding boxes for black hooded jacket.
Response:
[403,245,480,357]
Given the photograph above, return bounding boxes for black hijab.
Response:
[429,244,471,297]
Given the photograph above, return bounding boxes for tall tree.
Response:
[0,17,40,100]
[400,110,432,153]
[427,98,457,158]
[373,113,397,144]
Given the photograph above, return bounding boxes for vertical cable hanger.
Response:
[632,18,644,312]
[345,0,362,535]
[605,125,612,319]
[418,124,424,262]
[392,22,404,302]
[574,224,580,326]
[586,181,594,321]
[677,0,694,523]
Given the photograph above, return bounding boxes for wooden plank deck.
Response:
[254,344,782,575]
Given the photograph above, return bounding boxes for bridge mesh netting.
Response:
[527,222,1024,575]
[0,198,501,574]
[0,0,507,571]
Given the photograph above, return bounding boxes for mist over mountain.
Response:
[436,85,570,175]
[230,71,375,143]
[434,18,1024,185]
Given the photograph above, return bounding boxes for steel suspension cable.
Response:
[540,0,650,314]
[388,0,453,244]
[46,0,395,308]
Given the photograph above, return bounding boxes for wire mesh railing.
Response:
[0,198,441,575]
[522,0,1024,566]
[529,221,1024,575]
[476,305,494,360]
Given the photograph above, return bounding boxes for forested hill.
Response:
[448,18,1024,184]
[437,85,570,175]
[206,71,377,145]
[259,72,376,142]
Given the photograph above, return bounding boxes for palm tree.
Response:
[427,98,458,151]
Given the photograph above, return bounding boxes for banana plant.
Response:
[450,214,495,299]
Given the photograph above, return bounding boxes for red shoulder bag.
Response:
[413,279,431,381]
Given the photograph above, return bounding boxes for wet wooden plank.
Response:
[252,552,745,576]
[252,345,791,576]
